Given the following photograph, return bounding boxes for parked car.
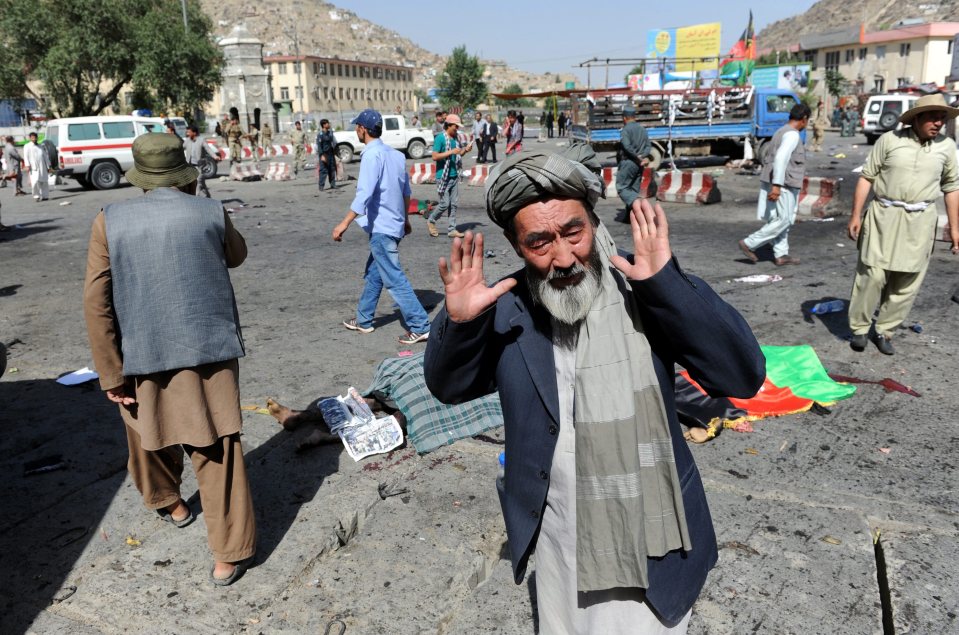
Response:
[333,115,433,163]
[44,115,192,189]
[861,94,918,144]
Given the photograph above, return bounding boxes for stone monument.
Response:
[218,24,275,129]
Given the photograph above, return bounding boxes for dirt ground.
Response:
[1,129,957,634]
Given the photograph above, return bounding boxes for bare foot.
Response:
[163,499,190,523]
[266,397,293,424]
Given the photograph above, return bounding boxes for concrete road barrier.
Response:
[601,166,657,200]
[229,164,263,181]
[798,176,841,217]
[467,164,493,187]
[265,162,292,181]
[656,170,721,204]
[409,162,436,184]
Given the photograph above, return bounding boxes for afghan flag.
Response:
[721,11,756,86]
[676,345,857,440]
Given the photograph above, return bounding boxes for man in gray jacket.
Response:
[739,103,810,266]
[83,133,256,586]
[3,136,26,195]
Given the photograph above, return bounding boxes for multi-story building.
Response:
[263,55,417,127]
[766,21,959,93]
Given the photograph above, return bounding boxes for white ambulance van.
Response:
[44,115,192,189]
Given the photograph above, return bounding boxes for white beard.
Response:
[527,243,603,326]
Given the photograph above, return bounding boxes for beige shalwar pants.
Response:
[848,260,929,337]
[125,424,256,562]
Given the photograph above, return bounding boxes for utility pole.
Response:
[286,22,305,122]
[180,0,188,32]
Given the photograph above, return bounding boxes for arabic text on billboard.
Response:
[646,23,720,72]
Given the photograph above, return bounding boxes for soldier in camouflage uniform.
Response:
[225,117,244,165]
[290,121,307,177]
[261,122,274,157]
[248,124,261,165]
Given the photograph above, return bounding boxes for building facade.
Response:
[264,55,417,128]
[766,22,959,94]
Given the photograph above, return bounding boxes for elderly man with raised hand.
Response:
[83,133,256,586]
[847,94,959,355]
[423,148,765,633]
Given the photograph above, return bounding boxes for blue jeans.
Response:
[356,233,430,334]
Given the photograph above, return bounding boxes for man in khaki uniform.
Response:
[248,124,261,165]
[847,94,959,355]
[261,122,274,157]
[290,120,307,177]
[809,100,828,152]
[83,134,256,585]
[225,116,244,165]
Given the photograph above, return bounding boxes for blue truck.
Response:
[569,86,804,168]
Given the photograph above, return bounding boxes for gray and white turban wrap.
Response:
[484,145,605,228]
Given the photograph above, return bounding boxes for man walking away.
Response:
[332,109,431,345]
[427,114,470,238]
[83,133,256,586]
[23,132,50,202]
[290,121,307,178]
[316,119,337,192]
[546,110,554,138]
[615,104,652,222]
[738,103,811,266]
[184,125,219,198]
[846,94,959,355]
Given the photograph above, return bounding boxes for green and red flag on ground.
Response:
[675,345,857,438]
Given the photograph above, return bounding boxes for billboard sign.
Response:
[646,23,721,72]
[751,64,811,90]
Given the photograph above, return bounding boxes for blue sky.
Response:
[333,0,820,82]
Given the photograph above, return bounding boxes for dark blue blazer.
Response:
[424,258,765,624]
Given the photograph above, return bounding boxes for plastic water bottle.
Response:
[810,300,845,315]
[497,452,506,488]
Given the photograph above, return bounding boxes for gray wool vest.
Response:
[104,188,245,376]
[760,124,806,189]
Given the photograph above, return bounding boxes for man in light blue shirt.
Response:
[332,109,431,344]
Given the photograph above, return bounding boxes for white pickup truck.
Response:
[333,115,434,163]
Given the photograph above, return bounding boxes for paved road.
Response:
[1,131,956,634]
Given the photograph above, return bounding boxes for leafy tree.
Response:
[824,70,847,98]
[495,83,533,108]
[0,0,222,118]
[437,46,487,110]
[413,88,431,104]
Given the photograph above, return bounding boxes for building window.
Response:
[858,47,867,60]
[900,42,910,57]
[873,76,885,93]
[277,62,287,74]
[295,86,303,99]
[803,50,817,69]
[845,49,854,63]
[280,87,290,100]
[124,92,134,106]
[293,61,301,73]
[950,39,954,55]
[875,45,886,59]
[825,51,840,71]
[337,64,343,76]
[339,87,343,100]
[374,67,383,79]
[352,65,358,77]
